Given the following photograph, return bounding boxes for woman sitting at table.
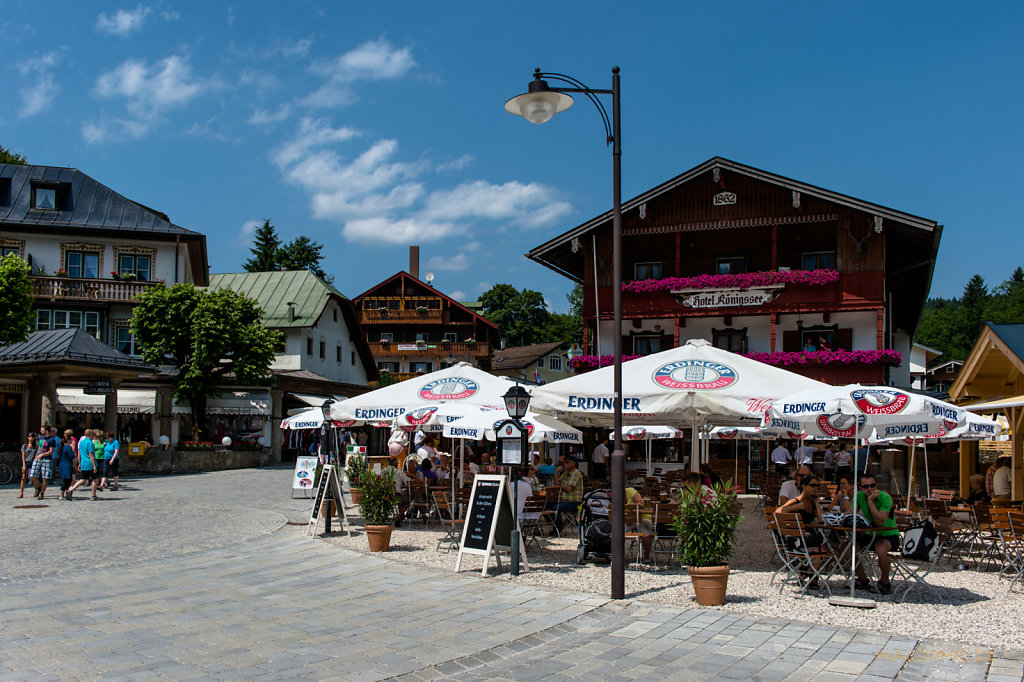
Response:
[777,474,830,588]
[951,474,990,516]
[419,457,439,481]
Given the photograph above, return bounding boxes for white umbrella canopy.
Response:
[442,407,583,445]
[530,339,827,428]
[331,362,515,424]
[281,407,363,430]
[706,426,766,440]
[766,385,967,440]
[610,425,684,441]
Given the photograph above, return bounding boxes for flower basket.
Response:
[416,306,428,313]
[622,268,841,293]
[671,480,742,605]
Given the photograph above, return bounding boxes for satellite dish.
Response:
[424,272,435,284]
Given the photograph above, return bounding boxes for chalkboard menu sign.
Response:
[306,465,348,536]
[455,474,528,576]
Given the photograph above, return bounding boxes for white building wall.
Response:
[277,299,370,384]
[23,235,186,284]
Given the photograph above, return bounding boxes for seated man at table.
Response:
[624,485,653,563]
[779,465,812,505]
[852,473,900,594]
[547,457,583,532]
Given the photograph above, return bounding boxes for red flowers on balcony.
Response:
[569,354,643,371]
[743,349,902,367]
[622,269,841,293]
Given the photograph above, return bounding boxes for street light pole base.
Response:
[829,595,877,609]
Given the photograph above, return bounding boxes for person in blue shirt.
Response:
[56,429,77,500]
[68,428,100,500]
[102,431,121,492]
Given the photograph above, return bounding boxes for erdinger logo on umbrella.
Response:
[418,378,479,401]
[403,406,438,426]
[625,427,647,440]
[718,427,738,440]
[652,360,737,390]
[816,413,865,438]
[851,389,909,415]
[334,419,357,428]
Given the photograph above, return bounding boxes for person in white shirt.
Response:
[778,465,812,504]
[835,445,853,484]
[771,442,792,477]
[591,436,609,480]
[417,435,437,464]
[992,457,1012,501]
[516,475,538,521]
[796,443,817,466]
[823,445,838,483]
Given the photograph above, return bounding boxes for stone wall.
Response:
[0,448,278,476]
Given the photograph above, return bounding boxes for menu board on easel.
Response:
[306,464,348,536]
[455,474,528,576]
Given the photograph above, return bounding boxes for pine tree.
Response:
[242,220,281,272]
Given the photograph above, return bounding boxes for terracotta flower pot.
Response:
[687,565,730,606]
[365,524,394,552]
[350,488,362,504]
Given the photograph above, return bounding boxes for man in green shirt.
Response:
[853,473,900,594]
[548,458,583,532]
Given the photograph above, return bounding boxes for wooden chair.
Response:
[652,502,679,568]
[623,503,653,567]
[406,479,432,527]
[890,516,952,603]
[431,490,464,552]
[519,495,553,550]
[773,511,836,597]
[931,488,956,502]
[1003,511,1024,591]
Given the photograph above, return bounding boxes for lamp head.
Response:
[505,77,574,124]
[502,382,531,420]
[321,398,335,422]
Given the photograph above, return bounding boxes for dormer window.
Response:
[32,185,57,210]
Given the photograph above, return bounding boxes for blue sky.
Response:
[3,2,1022,311]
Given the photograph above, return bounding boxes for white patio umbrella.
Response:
[609,426,684,476]
[767,385,968,608]
[281,407,364,430]
[530,339,827,471]
[442,407,582,445]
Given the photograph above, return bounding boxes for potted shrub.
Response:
[344,452,368,504]
[358,467,399,551]
[671,479,742,606]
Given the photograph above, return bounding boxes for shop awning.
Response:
[964,395,1024,412]
[173,391,270,416]
[288,392,349,408]
[57,388,157,414]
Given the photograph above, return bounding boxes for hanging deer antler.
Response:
[844,219,872,263]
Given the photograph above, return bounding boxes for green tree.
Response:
[279,235,333,284]
[0,254,34,345]
[242,220,333,283]
[480,284,553,346]
[242,219,281,272]
[130,283,281,439]
[0,145,27,165]
[986,267,1024,325]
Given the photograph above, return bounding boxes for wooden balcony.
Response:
[31,276,161,303]
[361,308,444,324]
[368,341,490,357]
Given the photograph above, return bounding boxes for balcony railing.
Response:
[31,276,161,303]
[369,341,490,356]
[361,309,444,324]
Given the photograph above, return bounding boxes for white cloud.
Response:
[449,290,466,301]
[17,52,60,118]
[248,104,291,125]
[236,219,262,246]
[273,117,573,247]
[436,154,474,173]
[86,54,209,143]
[475,282,492,293]
[96,4,151,36]
[300,38,416,110]
[425,252,471,271]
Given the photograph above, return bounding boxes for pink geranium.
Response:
[622,268,841,293]
[569,354,643,370]
[742,349,902,367]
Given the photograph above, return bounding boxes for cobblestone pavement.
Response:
[1,468,1020,681]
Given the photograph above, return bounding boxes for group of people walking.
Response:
[18,425,121,501]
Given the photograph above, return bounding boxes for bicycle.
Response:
[0,462,13,485]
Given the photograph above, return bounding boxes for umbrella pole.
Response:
[690,423,700,473]
[907,444,916,509]
[647,439,652,477]
[829,482,876,608]
[734,439,738,487]
[923,442,931,499]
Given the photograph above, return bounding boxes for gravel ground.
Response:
[319,494,1024,652]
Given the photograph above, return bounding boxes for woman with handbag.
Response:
[17,432,37,498]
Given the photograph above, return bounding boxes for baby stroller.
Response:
[576,488,612,564]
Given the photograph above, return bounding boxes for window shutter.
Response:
[782,330,800,352]
[836,328,853,351]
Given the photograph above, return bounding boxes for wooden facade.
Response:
[528,157,942,386]
[353,272,498,382]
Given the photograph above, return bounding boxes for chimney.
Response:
[409,245,419,279]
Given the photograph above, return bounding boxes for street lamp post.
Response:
[505,66,625,599]
[501,382,531,576]
[321,398,336,533]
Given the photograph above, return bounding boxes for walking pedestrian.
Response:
[30,424,55,499]
[18,432,37,498]
[103,431,121,491]
[57,430,76,500]
[68,429,100,501]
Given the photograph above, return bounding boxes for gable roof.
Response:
[0,163,203,237]
[527,156,941,282]
[990,323,1024,362]
[207,270,345,328]
[0,328,150,368]
[207,270,378,381]
[492,342,567,371]
[354,271,499,331]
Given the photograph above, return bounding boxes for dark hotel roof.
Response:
[0,328,151,369]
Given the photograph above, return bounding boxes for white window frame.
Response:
[634,262,662,280]
[549,354,562,371]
